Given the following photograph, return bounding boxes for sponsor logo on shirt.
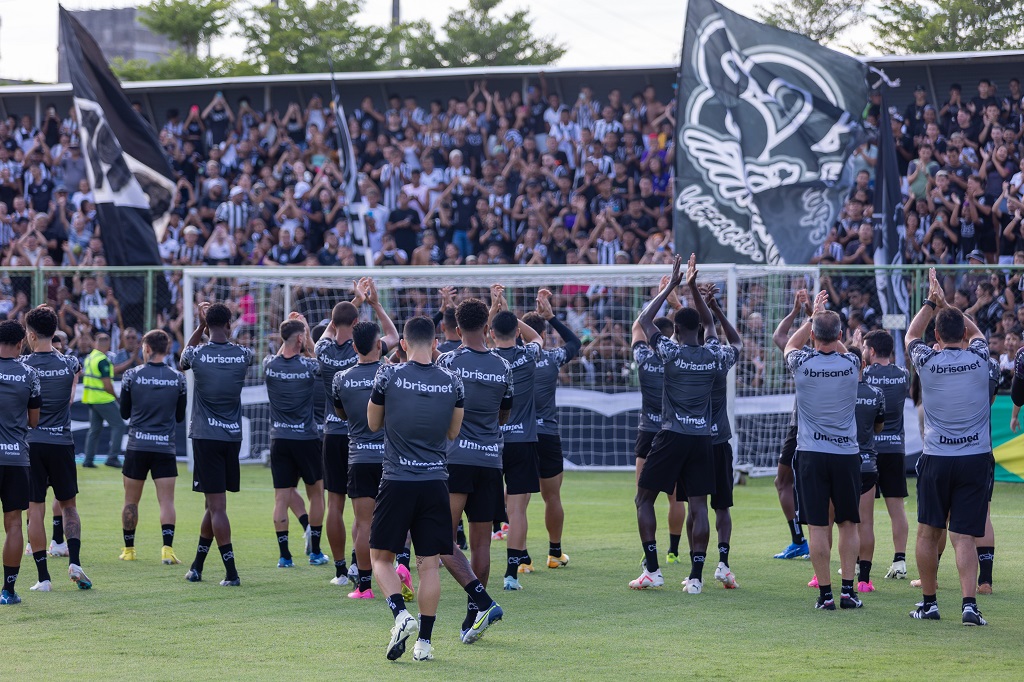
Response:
[864,374,906,385]
[34,368,71,378]
[500,422,525,434]
[134,375,180,386]
[939,433,981,445]
[930,361,981,374]
[451,368,507,383]
[396,377,453,393]
[876,433,904,443]
[273,421,307,431]
[319,354,356,369]
[397,455,443,469]
[353,441,385,451]
[641,363,664,374]
[0,443,21,452]
[856,397,879,406]
[200,354,247,364]
[457,439,501,454]
[814,431,853,445]
[674,414,707,427]
[0,373,26,382]
[207,417,240,430]
[266,369,312,380]
[672,360,717,371]
[646,412,662,422]
[343,378,373,389]
[135,432,170,443]
[803,367,855,378]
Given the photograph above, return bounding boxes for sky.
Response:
[0,0,873,83]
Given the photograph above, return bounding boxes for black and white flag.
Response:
[675,0,868,264]
[59,6,176,268]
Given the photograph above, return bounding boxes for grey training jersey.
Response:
[494,342,542,443]
[855,381,886,472]
[180,341,255,442]
[121,362,188,455]
[438,347,514,468]
[332,361,385,464]
[535,345,577,436]
[0,358,42,466]
[909,338,992,456]
[21,351,80,445]
[633,342,664,433]
[315,337,358,435]
[263,354,322,441]
[862,363,909,454]
[651,334,733,436]
[370,361,464,481]
[787,348,860,455]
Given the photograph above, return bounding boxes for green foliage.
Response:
[110,50,259,82]
[871,0,1024,54]
[757,0,866,45]
[138,0,234,56]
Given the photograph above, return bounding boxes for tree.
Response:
[871,0,1024,54]
[400,0,565,69]
[138,0,233,57]
[239,0,397,75]
[110,51,259,81]
[757,0,866,46]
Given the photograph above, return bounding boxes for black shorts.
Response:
[794,451,861,526]
[322,434,350,495]
[637,431,714,500]
[192,439,241,494]
[536,433,564,479]
[875,452,908,498]
[710,442,734,510]
[916,453,994,537]
[635,430,657,460]
[448,464,505,523]
[502,441,540,495]
[270,439,323,489]
[348,462,383,500]
[0,466,30,512]
[123,450,178,481]
[861,470,878,496]
[779,423,797,468]
[370,478,452,557]
[29,442,77,503]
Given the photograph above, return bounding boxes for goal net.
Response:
[181,264,818,473]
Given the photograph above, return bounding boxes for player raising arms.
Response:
[180,302,255,587]
[118,330,188,565]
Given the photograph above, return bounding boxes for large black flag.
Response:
[675,0,868,264]
[59,6,175,269]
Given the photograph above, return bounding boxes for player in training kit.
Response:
[180,302,255,586]
[317,279,399,585]
[632,255,733,593]
[265,315,327,568]
[860,330,911,581]
[906,269,992,626]
[701,284,744,589]
[21,306,87,592]
[119,330,188,565]
[489,285,545,590]
[332,321,390,598]
[437,298,514,633]
[786,290,863,611]
[771,291,812,559]
[0,320,42,605]
[522,288,580,570]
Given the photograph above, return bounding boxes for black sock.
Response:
[33,551,50,582]
[689,551,706,581]
[922,593,937,607]
[506,549,521,578]
[549,542,561,558]
[396,547,411,569]
[67,538,81,566]
[963,596,977,608]
[162,524,175,547]
[718,542,730,567]
[298,513,309,531]
[386,593,406,618]
[977,546,994,585]
[123,528,135,548]
[419,614,435,642]
[309,526,323,555]
[456,520,466,543]
[334,560,346,578]
[3,565,18,593]
[492,520,501,533]
[351,549,357,566]
[841,579,854,594]
[464,578,494,611]
[219,543,238,580]
[52,516,64,544]
[276,531,291,560]
[192,537,213,572]
[464,598,478,630]
[523,551,532,566]
[357,568,372,592]
[668,534,681,556]
[819,584,833,602]
[642,541,660,573]
[789,518,805,545]
[859,560,872,583]
[893,552,906,563]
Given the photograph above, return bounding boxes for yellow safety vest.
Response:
[82,349,115,405]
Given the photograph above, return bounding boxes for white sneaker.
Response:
[386,610,418,660]
[49,541,69,557]
[714,562,739,589]
[68,564,92,590]
[413,639,433,661]
[885,559,907,579]
[628,568,664,589]
[683,578,703,594]
[303,526,312,556]
[329,575,350,586]
[24,543,32,555]
[30,580,52,592]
